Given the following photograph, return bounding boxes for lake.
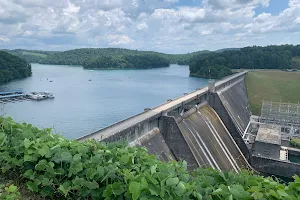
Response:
[0,64,209,139]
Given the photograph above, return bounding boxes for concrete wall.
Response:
[251,155,300,178]
[217,78,251,134]
[253,142,280,160]
[129,128,175,162]
[159,116,199,170]
[209,92,251,161]
[102,113,161,142]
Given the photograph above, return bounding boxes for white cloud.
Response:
[0,36,10,42]
[0,0,299,53]
[107,34,134,45]
[137,22,148,30]
[294,17,300,24]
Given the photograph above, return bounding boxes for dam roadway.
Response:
[78,71,248,142]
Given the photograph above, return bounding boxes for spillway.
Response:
[178,104,249,172]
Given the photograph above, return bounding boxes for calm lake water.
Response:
[0,64,208,139]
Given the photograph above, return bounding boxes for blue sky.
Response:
[0,0,299,53]
[255,0,289,15]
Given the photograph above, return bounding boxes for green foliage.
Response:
[1,117,300,199]
[0,184,20,200]
[190,44,300,79]
[4,48,210,67]
[0,51,32,84]
[245,71,300,115]
[290,138,300,148]
[3,49,58,63]
[83,54,170,69]
[292,57,300,69]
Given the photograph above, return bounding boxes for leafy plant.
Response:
[0,184,20,200]
[1,116,300,199]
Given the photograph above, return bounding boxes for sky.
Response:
[0,0,300,53]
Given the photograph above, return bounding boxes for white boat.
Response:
[28,92,54,100]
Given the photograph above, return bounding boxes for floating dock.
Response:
[0,90,54,103]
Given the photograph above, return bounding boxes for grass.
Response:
[245,70,300,115]
[22,51,47,58]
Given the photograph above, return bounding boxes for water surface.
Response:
[0,64,208,139]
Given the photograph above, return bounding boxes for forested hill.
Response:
[83,54,169,69]
[190,45,300,79]
[4,49,58,64]
[0,51,32,84]
[3,48,209,66]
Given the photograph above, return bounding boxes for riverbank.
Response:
[245,70,300,115]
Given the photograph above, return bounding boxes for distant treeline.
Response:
[4,48,208,67]
[190,45,300,79]
[3,45,300,81]
[83,54,169,69]
[0,51,31,84]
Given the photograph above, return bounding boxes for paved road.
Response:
[78,71,247,141]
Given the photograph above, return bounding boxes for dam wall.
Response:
[159,115,199,170]
[209,78,251,160]
[77,71,252,170]
[78,71,248,143]
[129,128,175,162]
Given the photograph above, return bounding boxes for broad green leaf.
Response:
[35,159,48,171]
[230,185,250,200]
[86,180,99,190]
[0,132,6,146]
[24,154,37,162]
[120,154,129,164]
[96,166,105,178]
[111,182,124,195]
[69,162,83,176]
[73,154,81,161]
[41,178,51,186]
[253,192,264,199]
[150,164,157,175]
[212,188,223,195]
[38,146,49,157]
[86,168,97,180]
[166,177,179,186]
[103,185,113,198]
[73,176,85,187]
[58,182,71,197]
[277,190,289,197]
[61,151,72,162]
[174,182,186,196]
[24,138,31,148]
[141,177,148,190]
[149,184,160,196]
[8,185,17,193]
[26,181,39,192]
[129,181,141,200]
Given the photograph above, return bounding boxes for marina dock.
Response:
[0,90,54,103]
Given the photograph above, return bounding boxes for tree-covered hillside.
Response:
[190,45,300,79]
[3,48,209,66]
[0,51,32,84]
[4,49,58,64]
[83,54,170,69]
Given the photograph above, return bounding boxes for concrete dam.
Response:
[78,71,254,172]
